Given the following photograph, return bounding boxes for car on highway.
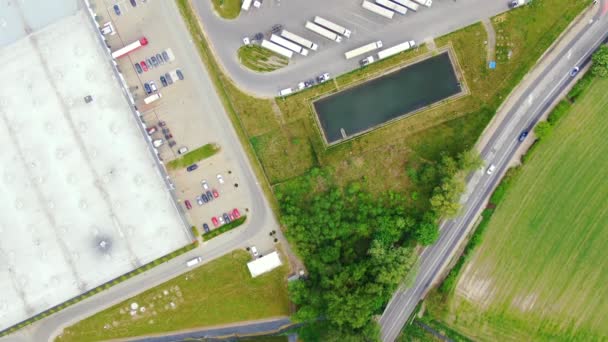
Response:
[184,200,192,210]
[144,82,152,95]
[212,189,219,198]
[140,61,148,72]
[134,63,142,74]
[317,72,330,83]
[113,4,121,15]
[186,164,198,172]
[201,180,209,190]
[211,216,219,227]
[196,197,203,206]
[486,164,496,175]
[518,130,529,142]
[233,208,240,218]
[223,213,231,224]
[202,223,210,233]
[160,75,168,87]
[146,126,157,135]
[570,66,580,77]
[217,174,224,184]
[176,69,184,80]
[178,146,188,154]
[206,191,213,201]
[130,0,137,7]
[165,73,173,85]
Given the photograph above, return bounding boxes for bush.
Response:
[202,216,247,241]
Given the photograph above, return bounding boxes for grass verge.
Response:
[202,216,247,241]
[210,0,241,19]
[166,143,220,170]
[56,250,290,341]
[238,45,289,73]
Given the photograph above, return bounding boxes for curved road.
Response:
[379,3,608,341]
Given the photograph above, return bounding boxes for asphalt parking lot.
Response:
[98,0,252,234]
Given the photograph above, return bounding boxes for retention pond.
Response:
[314,51,462,144]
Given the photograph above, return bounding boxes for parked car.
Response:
[176,69,184,80]
[201,180,209,190]
[134,63,142,74]
[113,4,121,15]
[206,191,213,201]
[140,61,148,72]
[251,246,259,257]
[160,75,168,87]
[486,164,496,175]
[317,72,330,83]
[304,79,314,88]
[165,73,173,85]
[159,120,167,127]
[153,139,163,147]
[518,130,529,142]
[203,223,210,233]
[570,66,580,77]
[156,53,164,64]
[196,197,203,206]
[162,51,170,62]
[253,32,264,41]
[211,216,219,227]
[130,0,137,7]
[271,24,283,34]
[219,215,225,225]
[233,208,240,218]
[184,200,192,210]
[149,81,157,93]
[201,193,209,203]
[229,213,234,221]
[223,213,231,224]
[178,146,188,154]
[146,126,157,135]
[146,58,154,68]
[144,82,152,95]
[186,164,198,172]
[212,189,219,198]
[217,174,224,184]
[242,37,251,45]
[151,56,158,67]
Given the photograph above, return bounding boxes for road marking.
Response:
[567,49,572,59]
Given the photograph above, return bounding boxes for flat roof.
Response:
[0,4,189,330]
[247,251,282,278]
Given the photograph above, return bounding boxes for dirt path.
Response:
[482,18,496,62]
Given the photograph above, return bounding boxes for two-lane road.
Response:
[379,4,608,341]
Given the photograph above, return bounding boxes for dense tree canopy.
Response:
[591,45,608,77]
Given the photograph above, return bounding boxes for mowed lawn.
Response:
[56,251,290,341]
[433,77,608,341]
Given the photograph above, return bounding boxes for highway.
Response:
[379,2,608,341]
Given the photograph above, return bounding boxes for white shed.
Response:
[247,251,282,277]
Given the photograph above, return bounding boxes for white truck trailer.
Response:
[144,93,162,104]
[412,0,432,7]
[344,41,383,59]
[261,39,294,58]
[313,16,352,38]
[376,0,408,14]
[377,40,415,59]
[270,34,309,56]
[362,0,395,19]
[305,21,343,42]
[241,0,253,11]
[281,30,319,51]
[392,0,420,11]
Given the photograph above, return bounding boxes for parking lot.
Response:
[98,0,252,234]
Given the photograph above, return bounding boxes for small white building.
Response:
[247,251,282,277]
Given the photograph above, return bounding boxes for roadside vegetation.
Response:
[211,0,241,19]
[166,143,220,170]
[238,45,289,73]
[56,250,290,341]
[425,66,608,341]
[202,216,247,241]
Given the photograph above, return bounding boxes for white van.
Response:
[186,256,202,267]
[144,93,162,104]
[279,88,293,96]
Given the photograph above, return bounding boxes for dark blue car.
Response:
[113,4,121,15]
[186,164,198,172]
[203,223,210,233]
[518,130,529,142]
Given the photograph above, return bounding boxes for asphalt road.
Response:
[193,0,510,97]
[379,3,608,341]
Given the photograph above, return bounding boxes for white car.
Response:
[177,146,188,154]
[219,215,225,225]
[201,180,209,190]
[317,72,330,83]
[242,36,250,45]
[486,164,496,175]
[253,0,261,8]
[251,246,259,257]
[152,139,163,147]
[196,197,203,206]
[217,174,225,184]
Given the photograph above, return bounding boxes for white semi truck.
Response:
[281,30,319,51]
[270,34,309,56]
[392,0,420,11]
[313,16,352,38]
[376,0,408,15]
[344,41,383,59]
[362,0,395,19]
[261,39,294,58]
[241,0,253,11]
[377,40,415,59]
[305,21,343,42]
[412,0,432,7]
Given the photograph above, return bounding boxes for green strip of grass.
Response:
[202,216,247,241]
[166,143,220,170]
[211,0,241,19]
[56,250,290,341]
[238,45,289,73]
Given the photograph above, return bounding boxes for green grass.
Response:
[56,250,290,341]
[202,216,247,241]
[428,76,608,341]
[238,45,289,73]
[210,0,241,19]
[166,143,220,170]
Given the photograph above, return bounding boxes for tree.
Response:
[458,149,484,171]
[592,45,608,77]
[534,121,553,140]
[430,176,465,218]
[415,216,439,245]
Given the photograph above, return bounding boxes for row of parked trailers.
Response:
[362,0,431,19]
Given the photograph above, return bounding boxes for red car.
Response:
[184,200,192,210]
[232,208,240,219]
[212,189,219,198]
[140,61,148,72]
[146,126,157,135]
[211,216,219,227]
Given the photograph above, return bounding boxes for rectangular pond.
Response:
[313,52,462,144]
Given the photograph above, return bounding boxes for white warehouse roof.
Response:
[247,251,282,277]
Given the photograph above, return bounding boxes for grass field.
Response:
[166,143,220,170]
[238,45,289,72]
[210,0,241,19]
[56,251,290,341]
[427,77,608,341]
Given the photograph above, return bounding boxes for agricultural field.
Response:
[427,76,608,341]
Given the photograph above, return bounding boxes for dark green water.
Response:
[314,52,461,143]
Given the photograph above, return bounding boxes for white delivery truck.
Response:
[281,30,319,51]
[377,40,415,59]
[241,0,253,11]
[362,0,395,19]
[392,0,420,11]
[313,16,352,38]
[412,0,432,7]
[344,41,383,59]
[186,257,202,267]
[144,93,162,104]
[376,0,408,14]
[509,0,526,8]
[261,39,294,58]
[270,34,309,56]
[305,21,343,42]
[279,87,293,96]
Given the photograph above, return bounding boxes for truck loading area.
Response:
[313,52,462,144]
[0,1,190,331]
